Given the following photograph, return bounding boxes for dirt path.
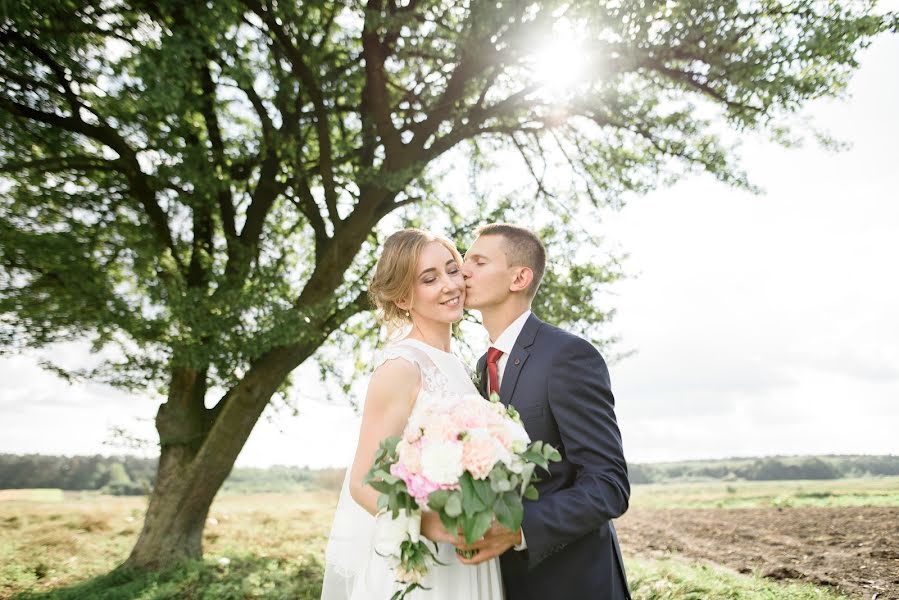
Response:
[616,506,899,599]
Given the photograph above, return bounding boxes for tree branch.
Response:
[0,97,183,271]
[361,2,405,166]
[243,0,340,224]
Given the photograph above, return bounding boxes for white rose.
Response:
[420,440,464,485]
[373,509,413,557]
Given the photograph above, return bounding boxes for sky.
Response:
[1,23,898,469]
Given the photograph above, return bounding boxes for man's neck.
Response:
[481,302,530,343]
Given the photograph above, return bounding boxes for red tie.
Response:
[486,347,504,399]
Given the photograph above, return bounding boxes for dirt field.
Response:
[616,506,899,600]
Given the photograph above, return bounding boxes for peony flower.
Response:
[462,433,499,480]
[423,412,461,442]
[390,462,440,506]
[397,439,422,474]
[420,440,464,485]
[450,394,490,430]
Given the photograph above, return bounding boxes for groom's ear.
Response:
[509,267,534,294]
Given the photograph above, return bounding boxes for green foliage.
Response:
[1,0,892,396]
[0,454,156,492]
[630,454,899,484]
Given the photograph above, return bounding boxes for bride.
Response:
[321,229,504,600]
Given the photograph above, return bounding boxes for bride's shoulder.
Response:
[371,341,427,377]
[366,343,426,401]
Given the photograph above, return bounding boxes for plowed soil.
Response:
[616,506,899,599]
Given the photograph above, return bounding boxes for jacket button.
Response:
[514,358,520,365]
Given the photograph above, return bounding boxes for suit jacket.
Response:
[477,314,631,600]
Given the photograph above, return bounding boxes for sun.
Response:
[527,22,588,102]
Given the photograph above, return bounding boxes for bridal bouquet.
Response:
[364,391,561,599]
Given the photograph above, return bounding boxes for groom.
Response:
[457,223,631,600]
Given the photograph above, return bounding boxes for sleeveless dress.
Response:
[321,338,505,600]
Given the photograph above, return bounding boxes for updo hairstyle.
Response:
[369,228,463,329]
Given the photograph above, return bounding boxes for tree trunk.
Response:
[125,366,213,569]
[125,343,317,570]
[125,443,211,569]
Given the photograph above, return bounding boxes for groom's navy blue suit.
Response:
[477,314,631,600]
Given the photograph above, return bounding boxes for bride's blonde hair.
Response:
[369,229,463,330]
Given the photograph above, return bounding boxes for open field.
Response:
[618,506,899,599]
[629,477,899,509]
[2,479,896,599]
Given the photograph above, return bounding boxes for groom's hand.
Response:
[454,521,522,565]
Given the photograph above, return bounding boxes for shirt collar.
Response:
[490,310,532,354]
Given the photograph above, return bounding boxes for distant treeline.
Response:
[0,454,344,495]
[1,454,897,494]
[627,455,899,484]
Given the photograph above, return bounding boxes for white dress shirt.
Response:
[489,309,532,393]
[487,309,532,550]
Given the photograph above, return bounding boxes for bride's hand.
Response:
[421,511,463,545]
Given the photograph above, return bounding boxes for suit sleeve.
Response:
[520,336,630,569]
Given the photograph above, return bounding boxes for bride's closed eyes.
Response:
[420,261,461,285]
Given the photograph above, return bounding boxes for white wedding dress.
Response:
[321,337,505,600]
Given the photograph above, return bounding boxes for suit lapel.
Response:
[476,353,488,399]
[499,346,529,406]
[499,313,543,407]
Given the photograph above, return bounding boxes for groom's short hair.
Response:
[475,223,546,299]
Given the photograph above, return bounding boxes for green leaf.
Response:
[463,509,494,544]
[444,492,463,518]
[428,489,451,511]
[495,491,525,531]
[523,485,539,501]
[439,511,457,533]
[543,444,562,462]
[519,462,536,494]
[472,477,497,507]
[493,493,517,531]
[368,480,394,494]
[459,473,487,516]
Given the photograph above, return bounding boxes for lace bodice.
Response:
[373,337,478,399]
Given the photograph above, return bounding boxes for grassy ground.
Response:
[629,476,899,509]
[3,481,886,599]
[627,557,849,600]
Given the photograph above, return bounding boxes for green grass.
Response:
[5,482,892,599]
[11,555,323,600]
[630,476,899,509]
[627,557,848,600]
[9,554,851,600]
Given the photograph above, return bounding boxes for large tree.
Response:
[0,0,891,570]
